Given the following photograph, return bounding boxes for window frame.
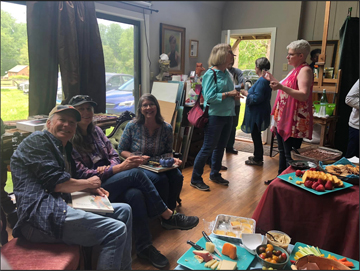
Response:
[96,11,141,112]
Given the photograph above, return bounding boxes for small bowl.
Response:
[266,230,291,250]
[256,244,289,269]
[241,234,266,255]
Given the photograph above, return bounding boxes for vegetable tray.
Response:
[285,242,359,269]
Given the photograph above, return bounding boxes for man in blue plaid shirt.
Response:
[10,105,132,270]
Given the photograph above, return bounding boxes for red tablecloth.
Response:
[252,166,359,260]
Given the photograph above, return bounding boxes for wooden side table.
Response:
[313,115,338,147]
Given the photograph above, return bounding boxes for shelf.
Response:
[313,78,338,83]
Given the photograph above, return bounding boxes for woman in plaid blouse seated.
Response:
[118,93,183,211]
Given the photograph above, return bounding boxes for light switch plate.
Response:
[282,63,288,71]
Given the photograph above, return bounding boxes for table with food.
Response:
[175,214,358,270]
[175,146,359,270]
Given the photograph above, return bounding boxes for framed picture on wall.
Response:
[189,40,199,58]
[307,40,338,68]
[160,23,185,75]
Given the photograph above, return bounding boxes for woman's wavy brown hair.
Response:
[134,93,164,125]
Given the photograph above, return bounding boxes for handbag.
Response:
[187,69,217,128]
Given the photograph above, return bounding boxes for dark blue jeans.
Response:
[191,116,233,183]
[141,168,183,211]
[101,168,168,253]
[276,131,303,175]
[345,126,359,158]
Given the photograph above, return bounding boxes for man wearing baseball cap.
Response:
[10,104,132,270]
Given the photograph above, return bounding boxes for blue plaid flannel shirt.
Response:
[10,130,74,239]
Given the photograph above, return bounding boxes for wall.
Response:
[222,1,302,143]
[299,1,359,41]
[222,1,302,81]
[149,1,224,77]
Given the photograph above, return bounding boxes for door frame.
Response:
[221,27,277,144]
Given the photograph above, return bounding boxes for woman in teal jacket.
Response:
[190,44,241,191]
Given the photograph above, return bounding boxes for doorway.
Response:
[222,27,276,144]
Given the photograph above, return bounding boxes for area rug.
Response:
[233,141,276,157]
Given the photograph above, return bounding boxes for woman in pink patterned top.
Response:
[264,40,314,184]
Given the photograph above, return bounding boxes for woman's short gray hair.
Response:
[208,43,230,67]
[287,39,311,58]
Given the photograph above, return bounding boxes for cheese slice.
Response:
[211,260,220,270]
[218,260,237,270]
[206,242,215,253]
[204,259,216,268]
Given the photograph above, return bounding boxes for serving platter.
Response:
[277,172,353,195]
[288,160,317,170]
[177,236,255,270]
[319,157,359,185]
[212,214,256,243]
[285,242,359,270]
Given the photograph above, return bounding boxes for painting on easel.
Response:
[307,40,339,71]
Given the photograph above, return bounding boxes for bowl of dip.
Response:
[266,230,291,250]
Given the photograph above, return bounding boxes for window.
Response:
[96,12,140,114]
[1,1,29,122]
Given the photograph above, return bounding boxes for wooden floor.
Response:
[131,149,280,270]
[5,147,282,270]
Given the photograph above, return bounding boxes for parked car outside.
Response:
[242,69,259,88]
[106,73,133,91]
[56,73,135,115]
[106,78,135,114]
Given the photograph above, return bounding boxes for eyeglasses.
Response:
[141,103,156,109]
[287,53,301,57]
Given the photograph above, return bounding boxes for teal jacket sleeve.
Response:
[202,70,223,105]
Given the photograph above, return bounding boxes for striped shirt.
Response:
[72,126,121,181]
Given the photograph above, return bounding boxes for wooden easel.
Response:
[312,1,341,147]
[313,1,342,116]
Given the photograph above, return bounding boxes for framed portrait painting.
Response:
[160,23,185,75]
[307,40,339,68]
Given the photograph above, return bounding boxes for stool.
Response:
[270,131,279,157]
[1,238,80,270]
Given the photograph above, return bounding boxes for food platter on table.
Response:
[286,242,359,270]
[177,236,255,270]
[319,157,359,185]
[277,169,353,195]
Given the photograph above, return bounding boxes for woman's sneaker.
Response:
[190,182,210,191]
[137,245,169,268]
[245,159,263,166]
[209,175,229,186]
[161,212,199,230]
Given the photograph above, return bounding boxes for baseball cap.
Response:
[48,105,81,121]
[68,95,98,107]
